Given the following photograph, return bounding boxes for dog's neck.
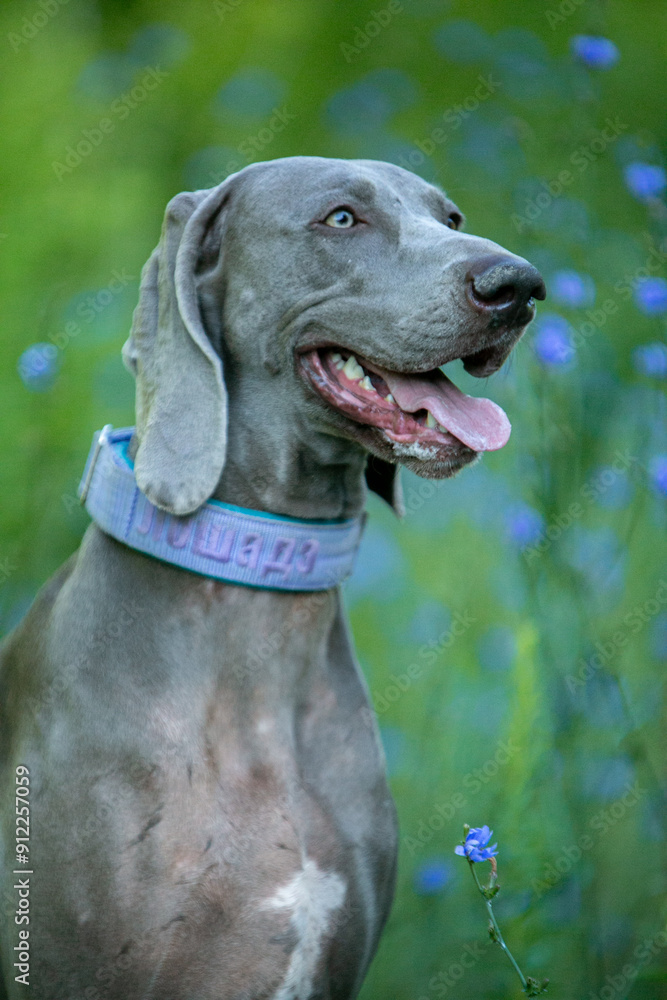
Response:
[210,408,369,521]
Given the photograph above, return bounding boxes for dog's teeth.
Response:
[359,376,375,392]
[342,355,364,381]
[426,412,437,429]
[334,359,345,370]
[385,393,394,403]
[437,422,448,433]
[331,351,343,364]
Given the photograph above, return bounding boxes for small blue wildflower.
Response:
[632,342,667,379]
[649,455,667,497]
[624,162,667,202]
[455,825,498,863]
[17,343,59,391]
[504,502,544,548]
[533,314,575,366]
[550,270,595,308]
[570,35,619,69]
[634,277,667,316]
[413,858,450,895]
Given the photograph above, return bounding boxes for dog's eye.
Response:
[324,208,357,228]
[446,213,463,230]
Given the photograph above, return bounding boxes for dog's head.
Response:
[123,156,545,517]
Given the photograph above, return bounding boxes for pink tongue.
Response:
[382,369,511,452]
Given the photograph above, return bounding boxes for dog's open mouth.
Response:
[299,348,511,455]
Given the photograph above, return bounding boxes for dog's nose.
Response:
[467,256,546,315]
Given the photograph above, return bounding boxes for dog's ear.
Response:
[122,181,234,515]
[365,457,404,516]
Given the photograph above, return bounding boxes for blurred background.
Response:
[1,0,666,996]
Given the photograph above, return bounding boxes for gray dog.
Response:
[0,156,544,999]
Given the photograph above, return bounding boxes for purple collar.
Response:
[78,426,365,591]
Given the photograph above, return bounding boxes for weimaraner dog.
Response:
[0,156,544,999]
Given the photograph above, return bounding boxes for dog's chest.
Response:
[116,701,392,999]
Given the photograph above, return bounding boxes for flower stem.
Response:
[469,861,529,993]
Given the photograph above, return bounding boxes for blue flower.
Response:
[413,858,451,895]
[570,35,619,69]
[455,825,498,863]
[649,455,667,497]
[632,342,667,379]
[533,314,575,366]
[550,270,595,308]
[634,277,667,315]
[504,501,544,548]
[17,343,60,391]
[624,162,667,201]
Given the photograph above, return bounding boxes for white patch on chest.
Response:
[263,858,346,999]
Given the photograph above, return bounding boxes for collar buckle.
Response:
[79,424,113,504]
